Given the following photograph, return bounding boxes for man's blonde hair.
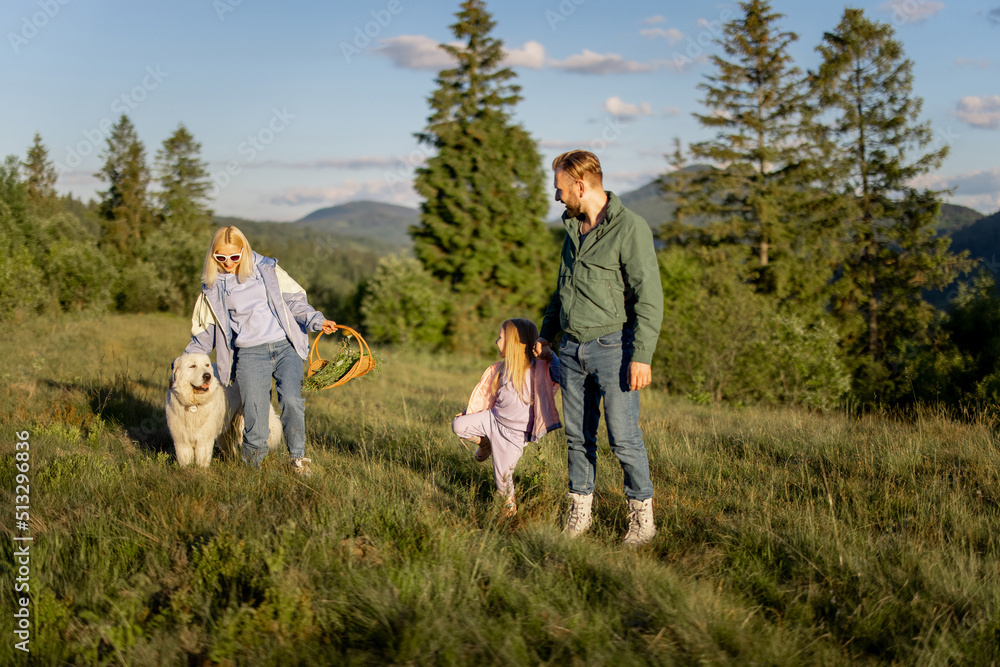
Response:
[552,150,603,186]
[202,225,254,286]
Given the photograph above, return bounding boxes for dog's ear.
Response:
[170,356,181,390]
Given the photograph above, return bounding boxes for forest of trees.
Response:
[3,0,1000,409]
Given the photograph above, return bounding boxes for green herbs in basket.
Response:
[303,335,363,392]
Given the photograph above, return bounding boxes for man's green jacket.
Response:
[540,192,664,365]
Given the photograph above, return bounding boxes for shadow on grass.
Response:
[308,416,498,508]
[83,370,173,456]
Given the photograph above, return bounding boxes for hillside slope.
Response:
[295,200,419,247]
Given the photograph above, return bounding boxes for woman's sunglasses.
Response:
[214,250,243,263]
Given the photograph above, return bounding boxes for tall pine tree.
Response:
[411,0,552,342]
[814,8,971,400]
[681,0,819,299]
[95,114,152,254]
[143,123,215,313]
[155,123,213,230]
[23,133,58,214]
[657,137,695,236]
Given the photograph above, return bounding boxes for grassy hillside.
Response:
[2,314,999,664]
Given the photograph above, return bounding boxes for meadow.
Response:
[1,314,999,665]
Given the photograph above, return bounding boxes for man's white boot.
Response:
[563,492,593,537]
[623,498,656,547]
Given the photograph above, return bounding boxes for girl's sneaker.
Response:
[473,437,492,462]
[503,497,517,518]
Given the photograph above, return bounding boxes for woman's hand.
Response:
[321,320,338,334]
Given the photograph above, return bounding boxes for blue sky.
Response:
[4,0,999,221]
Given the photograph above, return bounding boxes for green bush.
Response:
[46,238,116,313]
[656,246,849,409]
[0,244,47,318]
[361,254,450,347]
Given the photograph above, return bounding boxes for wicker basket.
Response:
[307,325,375,390]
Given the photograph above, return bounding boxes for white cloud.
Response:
[269,178,414,207]
[955,58,991,68]
[248,157,399,170]
[56,170,99,186]
[879,0,946,24]
[643,15,666,24]
[503,40,546,69]
[375,35,675,76]
[947,167,1000,196]
[550,49,655,74]
[640,27,685,45]
[662,106,682,118]
[375,35,457,70]
[955,95,1000,129]
[911,167,1000,213]
[604,96,653,119]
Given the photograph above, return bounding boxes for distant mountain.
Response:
[225,183,986,252]
[617,166,713,227]
[615,172,986,234]
[948,209,1000,267]
[215,216,405,258]
[294,200,419,247]
[937,203,986,235]
[618,179,676,227]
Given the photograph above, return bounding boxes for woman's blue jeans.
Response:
[234,338,305,466]
[558,329,654,501]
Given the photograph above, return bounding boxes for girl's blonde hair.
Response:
[492,318,538,404]
[202,226,254,286]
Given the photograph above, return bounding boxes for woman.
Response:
[185,225,336,475]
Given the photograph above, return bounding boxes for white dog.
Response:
[167,353,282,467]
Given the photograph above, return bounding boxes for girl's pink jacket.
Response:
[465,359,562,443]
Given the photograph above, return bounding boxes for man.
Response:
[538,150,664,547]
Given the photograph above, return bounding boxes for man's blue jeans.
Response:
[558,329,654,501]
[234,338,305,466]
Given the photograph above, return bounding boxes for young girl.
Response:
[452,318,561,516]
[185,225,337,475]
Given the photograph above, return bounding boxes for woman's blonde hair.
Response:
[492,318,539,404]
[202,226,254,286]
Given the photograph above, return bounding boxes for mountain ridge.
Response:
[219,181,993,254]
